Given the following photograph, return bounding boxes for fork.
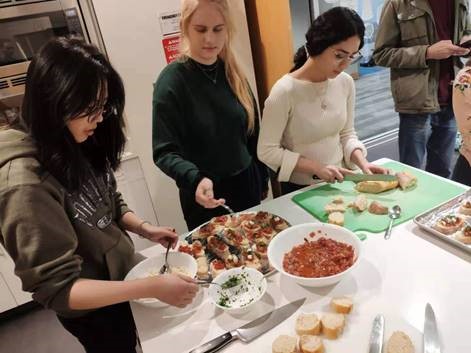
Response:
[219,203,235,214]
[159,242,171,274]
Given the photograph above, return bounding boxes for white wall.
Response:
[91,0,257,233]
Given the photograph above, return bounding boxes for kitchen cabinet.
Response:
[0,244,31,313]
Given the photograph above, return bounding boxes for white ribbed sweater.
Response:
[257,72,366,185]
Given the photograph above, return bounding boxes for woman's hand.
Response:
[313,164,354,183]
[141,224,178,248]
[360,163,390,175]
[149,274,199,308]
[195,177,225,208]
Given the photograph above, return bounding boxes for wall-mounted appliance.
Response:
[0,0,105,127]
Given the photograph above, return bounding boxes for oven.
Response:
[0,0,105,128]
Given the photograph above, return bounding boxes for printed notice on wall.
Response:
[162,35,180,64]
[159,11,181,36]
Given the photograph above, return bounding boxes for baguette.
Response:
[272,335,297,353]
[299,335,324,353]
[330,297,353,314]
[321,313,345,339]
[355,180,398,194]
[295,313,321,335]
[386,331,415,353]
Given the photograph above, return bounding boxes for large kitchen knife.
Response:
[368,314,385,353]
[189,298,305,353]
[344,174,398,182]
[424,303,441,353]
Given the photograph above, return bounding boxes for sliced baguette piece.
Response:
[295,313,321,335]
[330,297,353,314]
[321,313,345,339]
[324,202,346,214]
[299,335,324,353]
[386,331,415,353]
[328,211,344,226]
[272,335,297,353]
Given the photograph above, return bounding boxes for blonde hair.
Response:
[179,0,255,132]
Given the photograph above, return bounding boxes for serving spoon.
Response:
[384,205,402,240]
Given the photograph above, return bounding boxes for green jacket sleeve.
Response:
[373,0,429,69]
[0,184,82,312]
[152,75,204,192]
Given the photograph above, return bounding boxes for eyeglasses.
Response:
[86,104,117,123]
[332,49,362,64]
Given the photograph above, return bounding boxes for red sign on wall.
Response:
[162,35,180,64]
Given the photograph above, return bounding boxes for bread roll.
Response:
[355,180,398,194]
[328,212,344,226]
[295,313,321,335]
[272,335,297,353]
[330,297,353,314]
[299,335,324,353]
[386,331,415,353]
[321,313,345,339]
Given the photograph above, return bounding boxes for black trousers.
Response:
[180,162,262,230]
[452,154,471,187]
[57,302,138,353]
[280,181,305,195]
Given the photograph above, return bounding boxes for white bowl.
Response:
[124,251,197,308]
[267,222,362,287]
[208,267,267,314]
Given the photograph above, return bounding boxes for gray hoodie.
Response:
[0,129,138,317]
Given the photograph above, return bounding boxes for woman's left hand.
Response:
[361,163,390,175]
[141,224,178,248]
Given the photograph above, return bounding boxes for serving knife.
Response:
[368,314,385,353]
[189,298,305,353]
[424,303,441,353]
[344,174,398,182]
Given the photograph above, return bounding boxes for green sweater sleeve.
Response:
[152,71,204,191]
[0,183,82,312]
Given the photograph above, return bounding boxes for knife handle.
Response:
[189,332,237,353]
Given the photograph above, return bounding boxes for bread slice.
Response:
[330,297,353,314]
[349,194,368,212]
[272,335,297,353]
[321,313,345,339]
[396,171,417,190]
[299,335,324,353]
[328,212,344,226]
[386,331,415,353]
[332,196,344,204]
[295,313,321,335]
[368,201,389,215]
[196,256,209,279]
[324,202,346,214]
[456,225,471,244]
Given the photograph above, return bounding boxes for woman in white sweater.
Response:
[258,7,387,194]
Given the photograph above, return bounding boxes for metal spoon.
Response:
[159,242,171,274]
[384,205,402,240]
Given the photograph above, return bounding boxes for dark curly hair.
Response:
[21,36,126,191]
[291,7,365,72]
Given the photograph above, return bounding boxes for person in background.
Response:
[451,60,471,185]
[373,0,471,178]
[153,0,268,230]
[0,37,198,353]
[257,7,387,195]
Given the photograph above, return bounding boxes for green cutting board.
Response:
[292,161,468,233]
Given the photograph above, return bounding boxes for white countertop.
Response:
[132,160,471,353]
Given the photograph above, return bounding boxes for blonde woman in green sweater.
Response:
[153,0,268,230]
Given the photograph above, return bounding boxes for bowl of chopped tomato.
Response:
[267,223,362,287]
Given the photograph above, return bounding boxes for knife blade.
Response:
[368,314,385,353]
[189,298,305,353]
[424,303,441,353]
[344,174,398,182]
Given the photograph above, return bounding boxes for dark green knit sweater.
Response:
[152,58,266,191]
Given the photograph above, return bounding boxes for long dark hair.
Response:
[291,7,365,72]
[21,37,126,191]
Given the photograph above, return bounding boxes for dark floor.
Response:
[0,305,84,353]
